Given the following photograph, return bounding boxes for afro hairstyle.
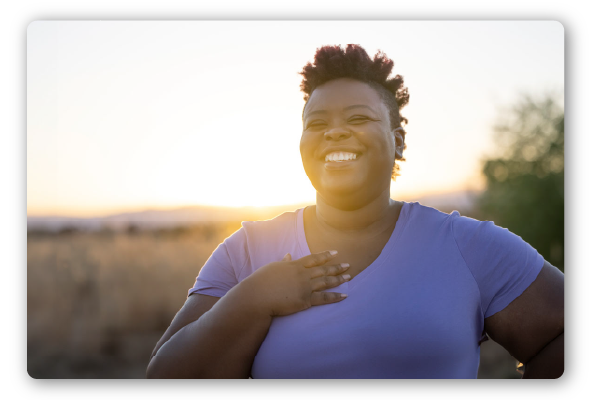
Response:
[299,44,410,180]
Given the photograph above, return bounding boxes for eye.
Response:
[306,121,326,129]
[349,116,372,124]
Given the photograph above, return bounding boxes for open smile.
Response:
[323,151,361,170]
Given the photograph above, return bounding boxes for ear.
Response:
[392,127,405,160]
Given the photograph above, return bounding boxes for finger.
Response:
[309,263,350,278]
[310,274,351,291]
[282,253,292,262]
[297,250,338,268]
[310,291,348,306]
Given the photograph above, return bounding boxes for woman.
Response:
[146,44,564,379]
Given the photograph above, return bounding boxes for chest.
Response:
[303,210,398,279]
[251,247,483,378]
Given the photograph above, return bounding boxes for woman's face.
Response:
[300,78,398,206]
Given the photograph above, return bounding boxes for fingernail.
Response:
[340,293,348,298]
[341,263,350,269]
[342,274,351,281]
[329,250,338,256]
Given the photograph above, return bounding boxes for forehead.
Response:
[303,78,386,119]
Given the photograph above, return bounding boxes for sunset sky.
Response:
[27,21,563,217]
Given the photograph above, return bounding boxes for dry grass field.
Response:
[27,223,520,379]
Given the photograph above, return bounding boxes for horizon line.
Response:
[26,188,483,219]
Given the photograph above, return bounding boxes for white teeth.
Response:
[325,152,358,162]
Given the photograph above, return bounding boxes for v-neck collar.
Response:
[295,201,413,292]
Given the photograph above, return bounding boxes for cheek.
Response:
[299,136,316,173]
[298,137,308,159]
[299,134,318,158]
[359,131,395,159]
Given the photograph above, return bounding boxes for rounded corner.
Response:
[549,20,565,36]
[26,19,37,29]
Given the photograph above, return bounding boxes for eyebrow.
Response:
[303,104,378,119]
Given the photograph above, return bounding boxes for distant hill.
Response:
[27,190,481,232]
[27,204,311,232]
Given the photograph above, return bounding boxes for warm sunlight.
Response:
[27,21,563,217]
[147,111,317,208]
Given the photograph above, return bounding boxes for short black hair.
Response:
[299,44,409,179]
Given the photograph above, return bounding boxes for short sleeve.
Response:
[451,215,545,318]
[187,226,250,298]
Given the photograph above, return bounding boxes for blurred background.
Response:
[27,21,564,378]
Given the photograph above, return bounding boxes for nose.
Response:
[324,128,351,141]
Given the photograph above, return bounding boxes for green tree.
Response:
[477,93,564,271]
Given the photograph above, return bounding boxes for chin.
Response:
[316,176,366,196]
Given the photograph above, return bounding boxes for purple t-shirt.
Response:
[188,202,544,378]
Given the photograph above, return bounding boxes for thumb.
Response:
[282,253,292,262]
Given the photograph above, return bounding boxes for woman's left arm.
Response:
[483,260,564,378]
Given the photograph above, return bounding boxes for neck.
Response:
[314,189,398,233]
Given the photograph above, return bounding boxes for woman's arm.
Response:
[483,260,564,378]
[149,294,219,361]
[146,251,349,379]
[521,332,563,378]
[146,280,272,379]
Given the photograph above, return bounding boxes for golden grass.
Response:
[27,223,240,378]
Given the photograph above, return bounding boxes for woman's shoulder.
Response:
[403,201,505,244]
[220,208,304,251]
[403,201,462,227]
[239,207,307,252]
[241,207,304,232]
[230,207,309,273]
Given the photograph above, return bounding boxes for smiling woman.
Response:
[146,44,563,379]
[300,78,405,208]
